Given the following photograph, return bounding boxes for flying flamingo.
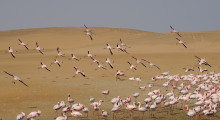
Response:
[120,38,127,47]
[51,59,62,67]
[57,48,65,57]
[16,112,25,120]
[183,67,194,72]
[26,110,41,120]
[142,59,160,70]
[18,39,29,50]
[84,25,93,40]
[8,47,16,58]
[106,43,113,55]
[3,71,29,87]
[170,26,182,37]
[88,51,95,60]
[176,38,187,48]
[132,56,146,67]
[39,62,51,71]
[35,42,44,55]
[96,61,106,70]
[195,56,211,67]
[73,67,86,77]
[106,58,113,69]
[198,67,208,73]
[117,44,128,53]
[128,62,137,70]
[71,53,79,61]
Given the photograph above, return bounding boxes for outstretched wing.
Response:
[132,56,137,60]
[141,59,150,64]
[84,24,88,28]
[109,49,113,55]
[10,52,15,58]
[24,45,29,50]
[182,43,187,48]
[89,35,93,40]
[195,56,201,60]
[39,50,44,55]
[19,80,29,87]
[36,42,39,47]
[170,26,174,30]
[153,65,160,70]
[4,71,14,77]
[177,32,182,37]
[18,39,22,43]
[205,62,211,67]
[176,38,180,41]
[140,62,147,67]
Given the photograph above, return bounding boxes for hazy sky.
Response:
[0,0,220,33]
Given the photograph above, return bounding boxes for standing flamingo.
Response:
[16,112,25,120]
[71,110,82,120]
[26,110,41,120]
[137,102,147,119]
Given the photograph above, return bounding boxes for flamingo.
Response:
[84,24,93,40]
[126,102,136,119]
[73,67,85,77]
[102,90,110,95]
[133,93,140,102]
[142,59,160,70]
[87,51,95,60]
[16,112,25,120]
[26,110,41,120]
[18,39,29,50]
[137,102,147,119]
[198,67,208,73]
[40,62,51,71]
[8,47,15,58]
[68,94,74,105]
[185,105,196,120]
[139,86,146,91]
[3,71,29,87]
[111,104,120,120]
[51,59,62,67]
[106,43,113,55]
[170,25,182,37]
[116,44,128,53]
[183,67,194,72]
[101,110,109,119]
[195,56,211,67]
[176,38,187,48]
[106,58,113,69]
[57,48,65,57]
[128,62,137,70]
[71,110,82,120]
[90,96,95,103]
[71,53,79,61]
[82,106,89,117]
[55,113,67,120]
[96,61,106,70]
[120,38,127,46]
[132,56,146,67]
[115,70,124,76]
[53,102,61,117]
[35,42,44,55]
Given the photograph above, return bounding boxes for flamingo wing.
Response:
[19,80,29,87]
[205,62,211,67]
[170,26,174,30]
[195,56,201,60]
[140,62,147,67]
[80,72,86,77]
[4,71,14,77]
[39,50,44,55]
[89,35,93,40]
[24,45,29,50]
[108,63,113,69]
[45,67,51,71]
[84,24,88,28]
[36,42,39,47]
[10,52,15,58]
[176,38,180,41]
[177,32,182,37]
[109,49,113,55]
[182,43,187,48]
[18,39,22,43]
[153,65,160,70]
[141,59,150,64]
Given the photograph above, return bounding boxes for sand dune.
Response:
[0,27,219,119]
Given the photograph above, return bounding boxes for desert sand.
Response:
[0,27,220,119]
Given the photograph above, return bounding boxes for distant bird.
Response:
[115,70,124,79]
[170,26,182,37]
[117,44,128,53]
[16,112,25,120]
[68,93,74,105]
[142,59,160,69]
[84,24,93,40]
[90,96,95,103]
[195,56,211,67]
[176,38,187,48]
[128,62,137,70]
[120,38,127,46]
[26,110,41,120]
[106,43,113,55]
[35,42,44,55]
[57,48,65,57]
[71,110,82,120]
[71,53,79,61]
[88,51,95,60]
[8,47,15,58]
[40,62,51,71]
[102,90,110,95]
[139,86,146,91]
[73,67,86,77]
[132,56,146,67]
[3,71,29,87]
[106,58,113,69]
[96,61,106,70]
[51,59,62,67]
[161,72,169,76]
[18,39,29,50]
[55,113,67,120]
[102,110,109,118]
[183,67,194,72]
[198,67,208,73]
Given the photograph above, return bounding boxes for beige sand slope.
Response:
[0,27,220,119]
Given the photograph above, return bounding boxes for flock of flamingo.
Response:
[3,25,220,120]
